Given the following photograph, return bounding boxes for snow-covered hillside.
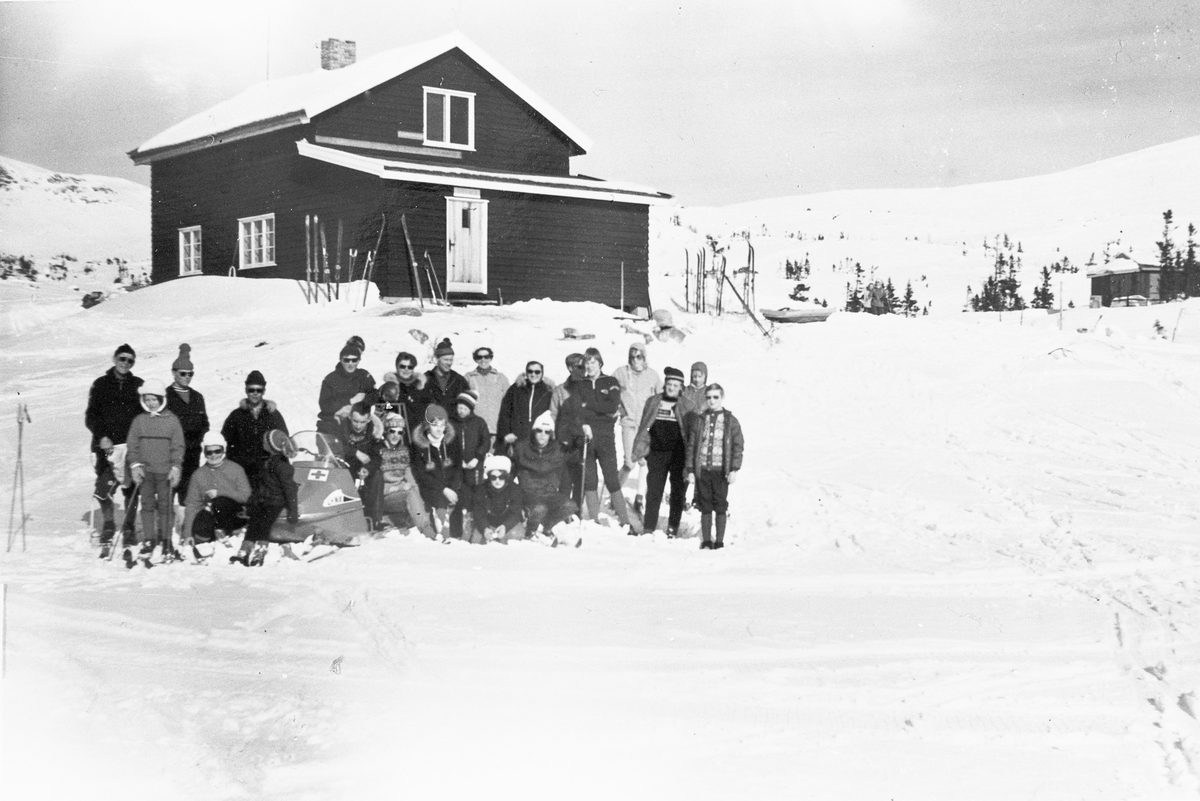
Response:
[0,155,150,268]
[656,135,1200,314]
[3,275,1200,799]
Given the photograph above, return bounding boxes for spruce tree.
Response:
[903,281,917,317]
[1185,223,1197,298]
[1031,266,1055,309]
[1157,210,1176,301]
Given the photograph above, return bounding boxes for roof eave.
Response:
[130,111,310,166]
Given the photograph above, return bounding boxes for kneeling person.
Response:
[233,429,299,566]
[377,413,433,536]
[512,411,577,537]
[472,455,524,543]
[183,432,252,557]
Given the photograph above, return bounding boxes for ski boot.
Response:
[137,542,155,569]
[699,540,714,550]
[666,527,679,539]
[249,542,268,567]
[122,546,137,569]
[97,521,117,559]
[229,546,251,566]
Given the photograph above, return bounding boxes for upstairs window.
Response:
[238,213,275,269]
[178,226,202,275]
[424,87,475,150]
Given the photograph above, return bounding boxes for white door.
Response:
[446,196,487,294]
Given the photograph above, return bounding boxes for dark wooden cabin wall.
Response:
[314,50,575,177]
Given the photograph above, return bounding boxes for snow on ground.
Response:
[3,276,1200,800]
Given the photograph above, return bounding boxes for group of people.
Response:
[85,331,744,567]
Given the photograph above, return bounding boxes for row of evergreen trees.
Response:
[1157,211,1199,299]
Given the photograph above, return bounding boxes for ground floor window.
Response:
[238,214,275,269]
[178,226,202,275]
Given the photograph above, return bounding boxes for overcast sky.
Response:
[1,0,1197,205]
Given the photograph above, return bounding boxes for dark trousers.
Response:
[694,469,730,515]
[524,493,577,532]
[358,468,382,523]
[582,432,622,493]
[644,448,686,532]
[450,483,476,539]
[138,472,173,546]
[245,502,285,542]
[191,496,248,543]
[93,447,139,537]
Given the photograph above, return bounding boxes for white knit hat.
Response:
[532,411,555,433]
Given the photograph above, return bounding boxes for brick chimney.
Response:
[320,38,357,70]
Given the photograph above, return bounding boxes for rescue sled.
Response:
[760,307,835,324]
[280,430,371,546]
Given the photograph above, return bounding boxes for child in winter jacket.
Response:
[410,404,463,539]
[376,413,433,536]
[684,383,744,550]
[472,454,524,543]
[125,378,185,565]
[454,390,491,543]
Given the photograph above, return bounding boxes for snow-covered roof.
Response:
[296,140,670,205]
[1086,252,1159,277]
[132,32,593,162]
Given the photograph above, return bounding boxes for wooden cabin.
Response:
[1088,253,1161,307]
[129,33,670,309]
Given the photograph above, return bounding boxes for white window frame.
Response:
[423,87,475,151]
[178,226,202,276]
[237,213,275,270]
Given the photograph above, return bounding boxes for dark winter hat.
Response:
[690,361,708,381]
[565,352,585,370]
[339,343,361,360]
[172,343,193,371]
[347,335,365,353]
[425,404,448,424]
[663,366,685,384]
[379,381,400,402]
[434,338,455,358]
[583,346,603,367]
[456,389,478,410]
[114,343,136,359]
[245,370,266,387]
[263,429,296,457]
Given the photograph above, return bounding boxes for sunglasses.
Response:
[175,370,194,377]
[246,386,265,393]
[116,356,135,364]
[631,354,646,360]
[488,473,507,481]
[706,394,722,400]
[527,369,542,375]
[204,447,225,456]
[474,354,492,361]
[397,363,415,370]
[342,357,359,364]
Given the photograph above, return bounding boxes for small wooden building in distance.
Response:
[129,33,670,308]
[1088,253,1161,307]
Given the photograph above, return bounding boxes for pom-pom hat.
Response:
[172,343,193,371]
[434,338,455,358]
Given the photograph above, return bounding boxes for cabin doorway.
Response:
[445,193,487,294]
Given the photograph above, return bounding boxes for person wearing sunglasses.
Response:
[410,404,463,540]
[465,346,509,449]
[511,411,577,540]
[614,341,661,516]
[337,401,384,527]
[317,340,377,440]
[495,360,553,454]
[471,454,524,543]
[376,413,433,536]
[220,370,288,491]
[86,343,145,554]
[182,432,252,559]
[684,384,744,550]
[422,338,470,417]
[164,343,209,506]
[388,351,430,433]
[629,366,689,538]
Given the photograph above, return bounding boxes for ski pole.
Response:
[578,435,588,525]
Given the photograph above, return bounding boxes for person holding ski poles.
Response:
[86,343,144,556]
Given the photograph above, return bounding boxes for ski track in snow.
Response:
[3,280,1200,799]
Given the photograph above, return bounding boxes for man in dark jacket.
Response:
[390,351,431,433]
[570,347,641,533]
[423,338,470,414]
[317,341,377,439]
[337,401,382,527]
[85,343,144,549]
[221,370,288,491]
[165,343,209,505]
[685,384,745,550]
[630,366,689,537]
[496,360,553,453]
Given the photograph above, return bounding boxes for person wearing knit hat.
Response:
[374,411,433,535]
[511,409,577,539]
[220,371,288,491]
[86,343,145,555]
[411,401,464,539]
[465,346,510,448]
[347,335,366,354]
[317,341,377,439]
[424,338,470,417]
[125,376,185,566]
[680,361,709,420]
[628,366,689,537]
[453,389,490,543]
[614,341,661,515]
[472,452,523,543]
[166,343,210,507]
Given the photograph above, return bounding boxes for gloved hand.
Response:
[728,471,738,485]
[686,472,695,484]
[504,433,517,444]
[443,488,458,505]
[168,466,181,487]
[131,465,145,484]
[582,424,593,441]
[357,451,371,464]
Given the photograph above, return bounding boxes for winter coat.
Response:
[465,367,510,434]
[182,458,251,539]
[680,384,708,430]
[512,435,573,501]
[383,371,432,432]
[336,415,383,478]
[472,480,524,533]
[220,399,288,481]
[378,439,417,498]
[572,373,622,429]
[614,364,661,425]
[423,368,470,415]
[254,452,299,519]
[631,392,689,463]
[684,409,745,479]
[456,412,491,486]
[85,368,144,449]
[410,421,463,508]
[549,380,572,425]
[317,366,377,430]
[496,379,553,445]
[126,408,185,475]
[166,385,209,451]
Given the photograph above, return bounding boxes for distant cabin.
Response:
[1088,253,1161,307]
[129,33,670,309]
